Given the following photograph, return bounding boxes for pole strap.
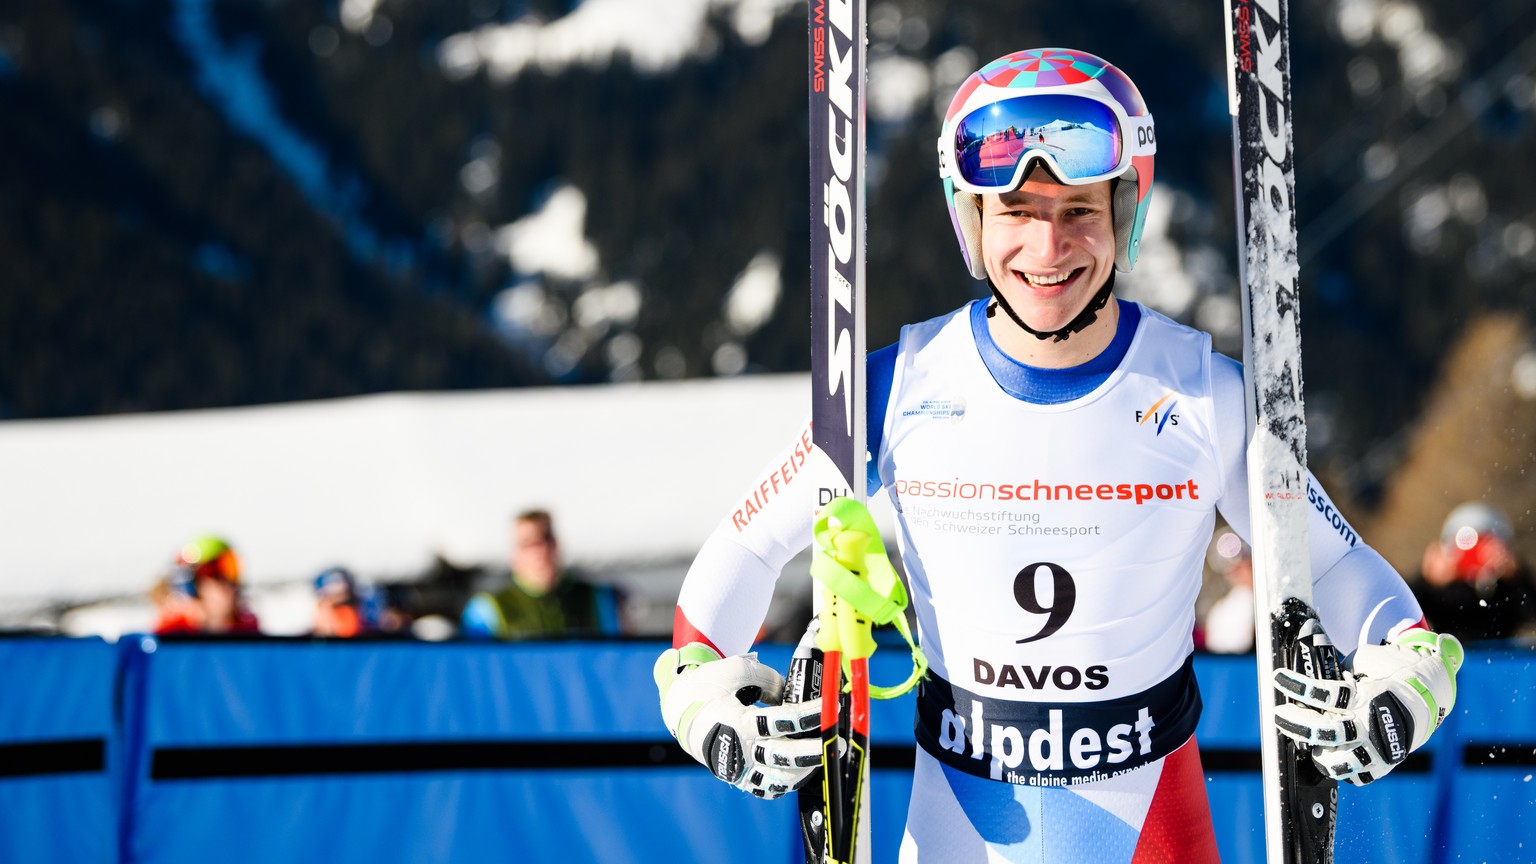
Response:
[811,497,928,699]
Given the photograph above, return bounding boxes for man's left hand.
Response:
[1272,629,1464,786]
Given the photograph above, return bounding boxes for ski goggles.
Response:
[940,93,1155,193]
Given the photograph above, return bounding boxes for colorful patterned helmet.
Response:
[937,48,1156,277]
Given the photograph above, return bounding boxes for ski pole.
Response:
[814,516,873,864]
[809,497,928,864]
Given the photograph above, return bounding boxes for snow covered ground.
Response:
[0,375,822,638]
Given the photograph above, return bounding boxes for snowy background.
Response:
[0,375,813,636]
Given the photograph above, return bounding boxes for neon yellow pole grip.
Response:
[815,576,841,655]
[812,497,928,697]
[827,525,877,663]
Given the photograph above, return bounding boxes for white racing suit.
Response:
[673,300,1423,863]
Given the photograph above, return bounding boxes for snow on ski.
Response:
[1224,0,1343,861]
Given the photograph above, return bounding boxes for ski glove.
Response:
[654,643,822,799]
[1273,628,1464,786]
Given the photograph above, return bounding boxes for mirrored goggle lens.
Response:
[953,94,1123,189]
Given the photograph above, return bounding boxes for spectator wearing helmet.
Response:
[1415,502,1536,642]
[654,47,1462,860]
[153,535,260,634]
[312,566,369,638]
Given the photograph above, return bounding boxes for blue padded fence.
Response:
[0,636,118,864]
[2,635,1532,863]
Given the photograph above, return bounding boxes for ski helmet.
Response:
[1440,502,1513,550]
[937,48,1156,279]
[1439,501,1514,580]
[176,535,242,585]
[314,566,357,600]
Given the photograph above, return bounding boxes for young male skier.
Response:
[654,47,1463,861]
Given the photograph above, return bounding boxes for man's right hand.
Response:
[654,644,822,799]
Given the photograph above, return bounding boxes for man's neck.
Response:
[986,293,1120,368]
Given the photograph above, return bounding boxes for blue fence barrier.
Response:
[0,636,118,864]
[2,635,1532,863]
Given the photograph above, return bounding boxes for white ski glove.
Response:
[654,643,822,799]
[1273,628,1464,786]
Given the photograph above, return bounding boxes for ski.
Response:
[787,621,827,862]
[1223,0,1343,861]
[787,1,870,862]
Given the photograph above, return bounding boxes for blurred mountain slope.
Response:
[0,0,1533,522]
[1364,314,1536,573]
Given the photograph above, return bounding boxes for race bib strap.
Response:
[915,657,1202,786]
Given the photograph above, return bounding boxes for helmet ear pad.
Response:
[1112,171,1139,273]
[951,189,986,281]
[1115,155,1156,272]
[951,172,1146,281]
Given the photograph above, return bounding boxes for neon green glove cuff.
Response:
[653,642,724,702]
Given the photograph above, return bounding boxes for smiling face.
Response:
[979,166,1119,365]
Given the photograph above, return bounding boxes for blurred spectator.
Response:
[460,509,625,639]
[1201,530,1256,654]
[1414,502,1536,642]
[149,573,192,632]
[367,582,417,635]
[312,566,368,637]
[153,535,260,634]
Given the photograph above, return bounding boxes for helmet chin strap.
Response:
[985,269,1116,342]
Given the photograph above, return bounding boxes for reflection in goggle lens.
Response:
[955,94,1123,189]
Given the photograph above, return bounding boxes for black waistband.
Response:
[915,655,1202,786]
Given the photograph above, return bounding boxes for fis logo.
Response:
[1134,392,1180,435]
